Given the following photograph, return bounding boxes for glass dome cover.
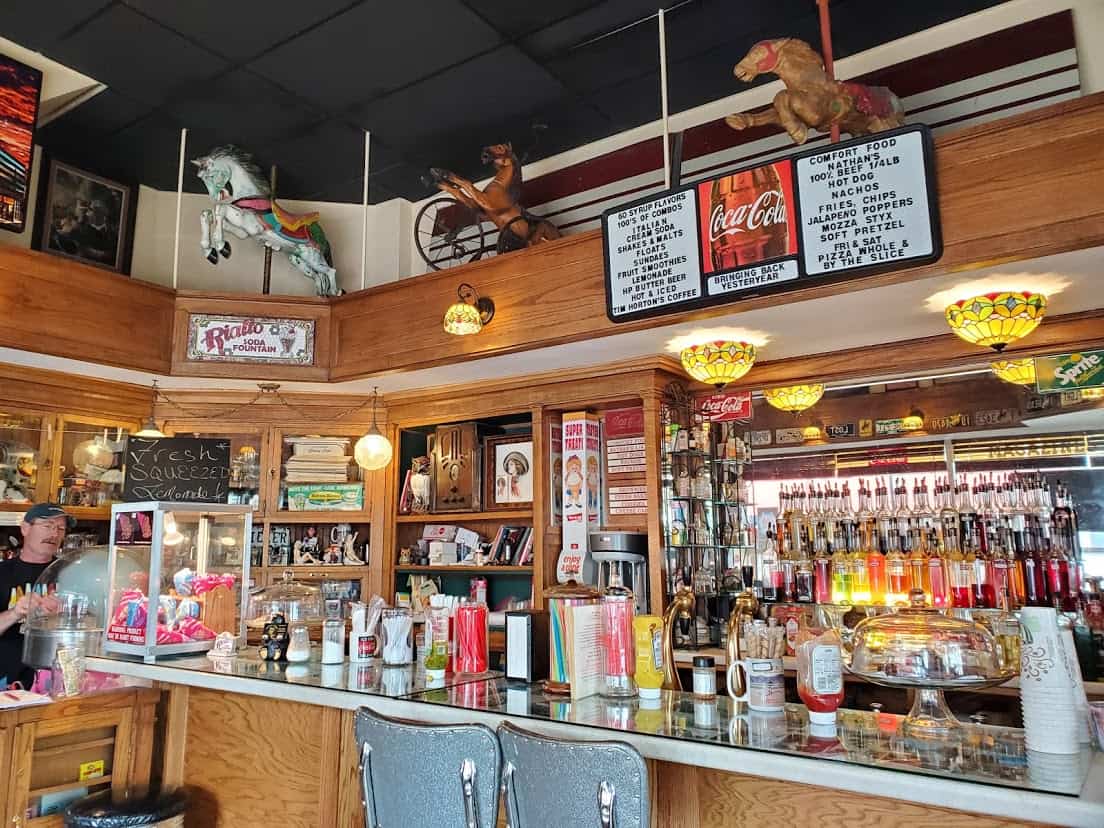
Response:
[246,570,324,626]
[25,545,111,634]
[848,590,1013,687]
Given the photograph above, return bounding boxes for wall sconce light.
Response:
[990,358,1036,386]
[679,340,757,388]
[902,411,924,432]
[802,425,822,442]
[353,387,393,471]
[764,383,824,413]
[443,283,495,335]
[133,379,167,438]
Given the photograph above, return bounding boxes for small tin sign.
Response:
[825,423,856,439]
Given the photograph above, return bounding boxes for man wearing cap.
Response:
[0,504,65,688]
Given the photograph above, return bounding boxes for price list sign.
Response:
[603,188,702,319]
[796,127,938,276]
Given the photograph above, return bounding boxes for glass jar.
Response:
[321,617,345,664]
[286,622,311,662]
[692,656,716,699]
[601,572,636,698]
[454,601,488,674]
[380,607,413,666]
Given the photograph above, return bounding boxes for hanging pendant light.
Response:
[764,383,824,413]
[990,358,1036,386]
[133,380,166,438]
[354,387,393,470]
[679,340,757,388]
[944,291,1047,352]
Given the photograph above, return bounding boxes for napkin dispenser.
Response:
[505,609,549,683]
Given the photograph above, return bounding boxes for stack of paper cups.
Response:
[1059,628,1092,744]
[1018,607,1083,755]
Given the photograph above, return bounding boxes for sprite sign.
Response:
[1034,350,1104,393]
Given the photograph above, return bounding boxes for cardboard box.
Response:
[286,482,364,511]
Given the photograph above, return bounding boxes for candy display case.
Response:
[103,502,252,662]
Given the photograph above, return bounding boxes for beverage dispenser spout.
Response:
[661,586,695,690]
[725,589,760,700]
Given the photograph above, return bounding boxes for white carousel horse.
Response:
[192,145,339,296]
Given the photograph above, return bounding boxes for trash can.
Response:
[63,790,188,828]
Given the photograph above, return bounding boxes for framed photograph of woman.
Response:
[484,436,533,510]
[34,157,135,273]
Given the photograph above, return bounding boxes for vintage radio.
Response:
[432,423,482,512]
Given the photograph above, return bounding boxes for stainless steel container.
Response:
[22,624,103,668]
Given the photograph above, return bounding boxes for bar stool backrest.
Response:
[497,721,650,828]
[355,707,500,828]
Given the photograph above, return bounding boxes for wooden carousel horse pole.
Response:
[262,165,277,294]
[816,0,840,144]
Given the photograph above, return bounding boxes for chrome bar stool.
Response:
[497,721,650,828]
[354,707,500,828]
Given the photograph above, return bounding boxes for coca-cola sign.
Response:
[698,160,797,276]
[699,391,753,422]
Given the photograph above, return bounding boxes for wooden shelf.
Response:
[29,775,112,798]
[395,565,534,574]
[395,509,532,523]
[264,565,370,576]
[267,512,372,524]
[59,505,112,520]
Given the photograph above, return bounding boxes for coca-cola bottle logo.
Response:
[708,190,786,243]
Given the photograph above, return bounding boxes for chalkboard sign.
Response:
[121,437,231,503]
[602,124,941,322]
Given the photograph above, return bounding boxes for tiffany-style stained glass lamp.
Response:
[944,292,1047,352]
[443,283,495,335]
[990,358,1036,386]
[679,341,757,388]
[764,383,824,413]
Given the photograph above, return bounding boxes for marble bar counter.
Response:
[88,655,1104,828]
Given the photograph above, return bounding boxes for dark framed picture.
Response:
[484,435,533,511]
[35,157,135,274]
[0,52,42,234]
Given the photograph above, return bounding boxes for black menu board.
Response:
[121,437,231,503]
[602,124,942,322]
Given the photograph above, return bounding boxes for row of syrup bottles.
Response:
[757,473,1082,610]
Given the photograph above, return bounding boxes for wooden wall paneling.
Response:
[334,709,363,828]
[129,694,157,799]
[182,687,329,827]
[329,94,1104,381]
[170,293,332,382]
[7,721,36,825]
[0,363,152,421]
[0,725,12,825]
[0,247,174,373]
[160,685,189,793]
[315,706,344,828]
[654,763,1046,827]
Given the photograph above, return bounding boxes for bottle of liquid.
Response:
[760,525,781,602]
[829,526,852,605]
[945,523,974,608]
[846,521,871,605]
[796,627,845,725]
[858,480,885,605]
[813,522,833,605]
[906,525,931,604]
[778,521,797,603]
[1022,516,1049,607]
[600,571,637,698]
[794,537,814,604]
[883,526,910,607]
[926,529,950,609]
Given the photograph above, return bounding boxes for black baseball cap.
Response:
[23,503,68,523]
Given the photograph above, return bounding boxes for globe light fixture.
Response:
[764,383,824,413]
[354,388,393,471]
[443,283,495,335]
[802,425,822,442]
[944,291,1047,352]
[990,358,1037,386]
[679,340,757,388]
[902,414,924,432]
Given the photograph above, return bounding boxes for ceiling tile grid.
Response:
[22,0,1011,204]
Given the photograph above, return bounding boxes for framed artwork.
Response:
[484,436,533,510]
[34,157,136,274]
[0,53,42,234]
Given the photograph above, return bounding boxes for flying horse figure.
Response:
[725,38,905,145]
[192,145,339,296]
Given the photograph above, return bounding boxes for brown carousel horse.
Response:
[429,143,560,254]
[725,38,905,144]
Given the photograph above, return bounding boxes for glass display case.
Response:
[0,411,45,506]
[55,419,129,508]
[661,383,755,648]
[103,502,252,662]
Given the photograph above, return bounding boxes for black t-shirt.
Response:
[0,556,52,687]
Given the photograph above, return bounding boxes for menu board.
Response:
[122,437,231,503]
[796,129,936,275]
[602,125,941,323]
[602,189,702,319]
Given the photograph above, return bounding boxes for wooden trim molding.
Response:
[0,361,152,420]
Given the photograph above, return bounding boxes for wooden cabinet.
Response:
[0,689,159,827]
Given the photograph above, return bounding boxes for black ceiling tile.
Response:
[165,69,321,149]
[0,1,111,51]
[353,45,569,159]
[121,0,359,61]
[257,120,401,179]
[543,14,661,94]
[370,163,437,202]
[37,89,152,142]
[461,0,603,40]
[249,0,503,110]
[47,5,229,106]
[587,70,661,131]
[520,0,662,60]
[826,0,1007,59]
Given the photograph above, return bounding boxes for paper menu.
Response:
[566,603,606,700]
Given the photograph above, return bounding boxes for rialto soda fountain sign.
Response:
[186,314,315,365]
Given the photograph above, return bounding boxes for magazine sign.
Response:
[602,124,941,322]
[186,314,315,365]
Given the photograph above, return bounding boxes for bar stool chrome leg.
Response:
[598,780,616,828]
[461,757,479,828]
[359,741,380,828]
